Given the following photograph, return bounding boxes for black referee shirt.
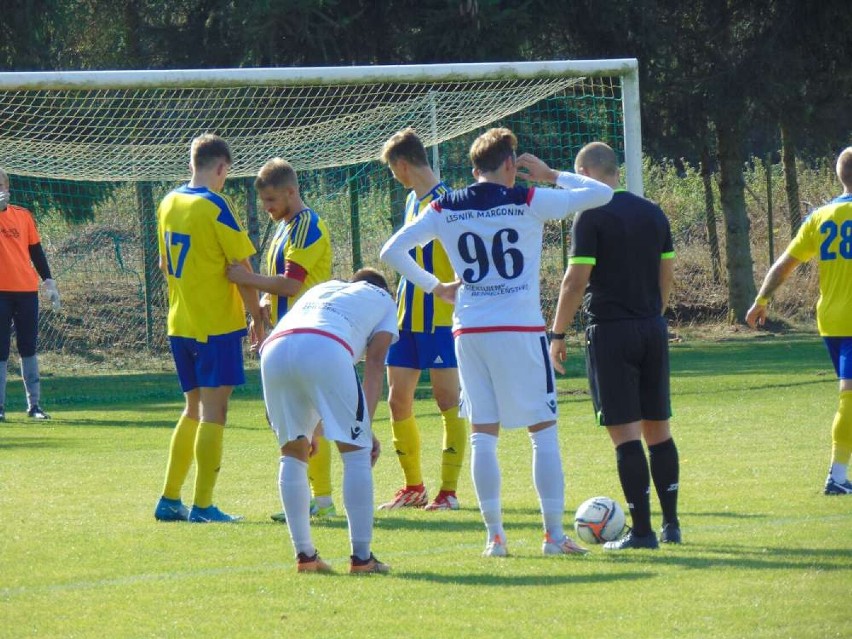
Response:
[568,189,674,323]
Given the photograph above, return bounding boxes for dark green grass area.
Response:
[0,334,849,638]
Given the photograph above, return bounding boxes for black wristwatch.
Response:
[547,330,566,341]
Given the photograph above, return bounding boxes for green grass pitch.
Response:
[0,334,849,638]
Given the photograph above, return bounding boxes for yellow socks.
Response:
[831,390,852,466]
[193,421,224,508]
[440,406,467,493]
[392,415,423,486]
[308,435,333,499]
[162,415,199,500]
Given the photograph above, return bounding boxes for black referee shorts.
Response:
[585,316,671,426]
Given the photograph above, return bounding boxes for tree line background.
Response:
[1,0,850,324]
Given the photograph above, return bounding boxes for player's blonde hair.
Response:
[469,127,517,173]
[836,147,852,190]
[575,142,619,178]
[381,128,429,167]
[190,133,231,171]
[255,157,299,190]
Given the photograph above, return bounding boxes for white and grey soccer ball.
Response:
[574,496,626,544]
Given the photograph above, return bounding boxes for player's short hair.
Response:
[381,128,429,167]
[255,157,299,190]
[470,127,517,174]
[351,267,390,292]
[575,142,619,177]
[837,147,852,189]
[190,134,232,171]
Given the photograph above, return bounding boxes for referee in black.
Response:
[545,142,681,549]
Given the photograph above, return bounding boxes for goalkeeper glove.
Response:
[0,190,9,210]
[44,278,61,311]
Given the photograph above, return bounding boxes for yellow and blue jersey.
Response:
[157,185,256,342]
[787,194,852,336]
[397,183,455,333]
[266,208,332,322]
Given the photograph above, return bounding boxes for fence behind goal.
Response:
[0,60,640,364]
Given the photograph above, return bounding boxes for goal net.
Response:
[0,60,641,363]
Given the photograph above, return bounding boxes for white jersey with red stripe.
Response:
[264,279,398,361]
[381,172,613,333]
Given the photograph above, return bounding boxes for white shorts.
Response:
[455,330,558,429]
[260,333,371,448]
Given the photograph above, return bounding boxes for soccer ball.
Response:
[574,496,626,544]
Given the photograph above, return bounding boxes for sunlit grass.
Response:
[0,334,848,638]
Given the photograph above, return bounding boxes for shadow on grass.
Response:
[677,377,834,397]
[16,413,270,431]
[395,570,654,586]
[0,436,74,450]
[602,543,852,572]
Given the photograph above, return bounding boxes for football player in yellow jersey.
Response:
[226,158,335,520]
[154,134,264,524]
[377,128,467,511]
[747,146,852,495]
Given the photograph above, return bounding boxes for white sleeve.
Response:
[380,210,442,293]
[367,298,401,345]
[529,173,614,221]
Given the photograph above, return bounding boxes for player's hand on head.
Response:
[226,261,250,284]
[516,153,556,183]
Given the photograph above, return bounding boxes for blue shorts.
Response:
[386,327,457,370]
[169,331,246,392]
[824,337,852,380]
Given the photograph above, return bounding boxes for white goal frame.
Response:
[0,59,643,194]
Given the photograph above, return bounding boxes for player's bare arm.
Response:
[226,262,303,297]
[549,263,592,375]
[234,258,266,347]
[746,252,800,328]
[362,331,395,421]
[516,153,559,184]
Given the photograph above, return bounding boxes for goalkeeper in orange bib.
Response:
[0,167,60,422]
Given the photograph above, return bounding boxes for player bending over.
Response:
[260,268,398,573]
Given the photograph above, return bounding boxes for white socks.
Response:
[279,456,314,556]
[529,425,565,540]
[281,447,376,561]
[471,431,504,541]
[342,446,373,560]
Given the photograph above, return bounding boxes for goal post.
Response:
[0,59,642,360]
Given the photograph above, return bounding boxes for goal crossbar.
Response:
[0,59,643,193]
